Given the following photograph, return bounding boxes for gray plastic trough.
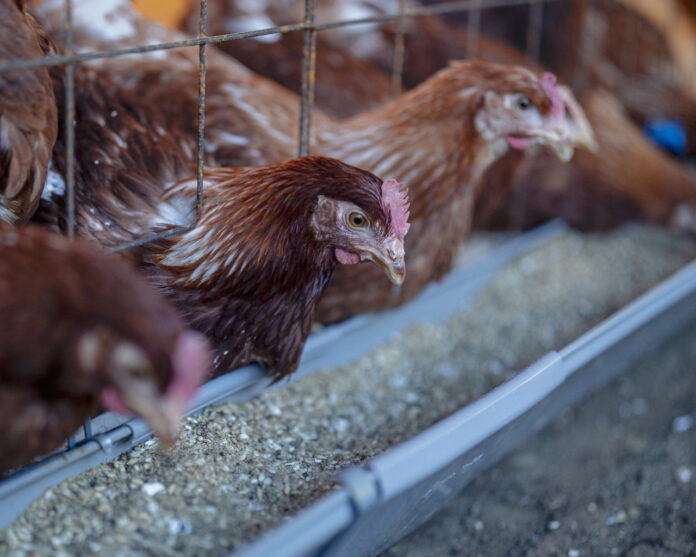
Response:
[234,242,696,556]
[0,220,565,529]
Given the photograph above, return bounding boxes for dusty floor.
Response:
[384,322,696,557]
[0,225,695,556]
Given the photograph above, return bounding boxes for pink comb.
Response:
[381,179,410,240]
[99,331,211,416]
[540,73,565,123]
[167,330,212,406]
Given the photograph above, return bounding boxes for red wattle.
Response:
[335,247,360,265]
[100,387,129,413]
[507,135,534,150]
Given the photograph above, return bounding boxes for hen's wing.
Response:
[35,64,195,249]
[32,0,301,167]
[0,0,57,224]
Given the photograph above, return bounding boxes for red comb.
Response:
[540,73,565,123]
[381,179,410,240]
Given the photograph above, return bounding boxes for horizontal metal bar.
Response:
[0,24,306,73]
[0,0,567,74]
[112,224,193,252]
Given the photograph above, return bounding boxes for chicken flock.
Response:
[0,0,695,473]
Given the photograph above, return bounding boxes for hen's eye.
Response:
[127,365,149,379]
[517,96,532,111]
[347,211,368,229]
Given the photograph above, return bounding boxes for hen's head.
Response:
[82,328,210,447]
[305,157,409,285]
[51,235,214,446]
[433,61,573,161]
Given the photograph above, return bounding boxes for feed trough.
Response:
[236,232,696,557]
[0,221,564,529]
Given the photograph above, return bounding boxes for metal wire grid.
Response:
[0,0,566,248]
[0,0,562,458]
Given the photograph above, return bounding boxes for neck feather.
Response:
[151,170,333,298]
[315,89,505,220]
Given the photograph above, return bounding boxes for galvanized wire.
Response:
[525,1,544,68]
[196,0,208,218]
[391,0,408,97]
[0,24,306,73]
[114,0,210,254]
[63,0,75,239]
[298,0,318,157]
[466,0,482,59]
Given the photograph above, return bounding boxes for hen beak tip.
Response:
[130,396,183,449]
[544,129,575,162]
[554,142,575,162]
[385,261,406,285]
[579,134,599,153]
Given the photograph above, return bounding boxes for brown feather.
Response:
[0,223,194,473]
[180,12,392,120]
[0,0,57,224]
[36,63,197,247]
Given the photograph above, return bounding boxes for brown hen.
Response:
[139,158,408,379]
[313,62,573,322]
[38,64,409,380]
[332,5,696,236]
[0,222,211,474]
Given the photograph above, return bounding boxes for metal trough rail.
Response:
[0,220,565,529]
[235,240,696,557]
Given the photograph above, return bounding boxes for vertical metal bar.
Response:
[518,0,544,230]
[83,418,93,439]
[196,0,208,219]
[64,0,75,239]
[63,0,81,452]
[680,6,696,99]
[572,0,590,97]
[525,0,543,69]
[466,0,482,59]
[298,0,318,158]
[391,0,407,98]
